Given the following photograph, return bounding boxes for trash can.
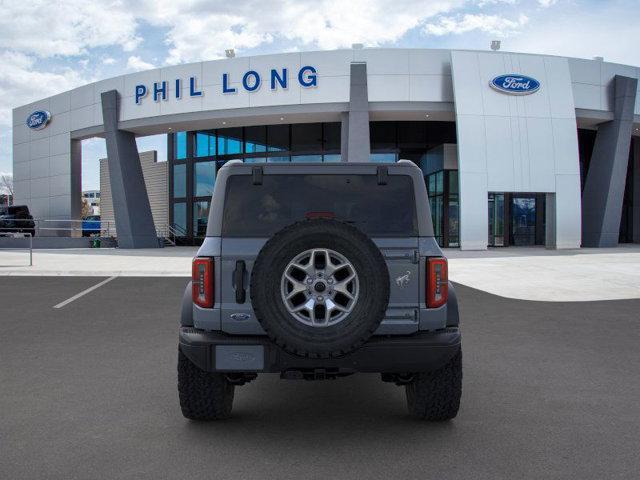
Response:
[91,238,101,248]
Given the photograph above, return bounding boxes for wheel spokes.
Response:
[281,248,358,327]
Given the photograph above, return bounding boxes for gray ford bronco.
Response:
[178,160,462,421]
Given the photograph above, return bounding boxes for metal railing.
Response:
[1,219,188,249]
[0,232,33,266]
[156,223,189,246]
[0,218,115,237]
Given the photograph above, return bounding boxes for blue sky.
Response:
[1,0,638,191]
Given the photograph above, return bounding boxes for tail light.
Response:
[427,257,448,308]
[192,257,214,308]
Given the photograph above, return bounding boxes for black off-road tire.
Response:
[178,348,234,420]
[405,349,462,421]
[251,219,389,359]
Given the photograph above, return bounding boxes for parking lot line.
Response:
[53,276,118,309]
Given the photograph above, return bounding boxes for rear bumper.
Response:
[179,327,461,374]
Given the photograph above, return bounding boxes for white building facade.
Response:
[11,48,640,248]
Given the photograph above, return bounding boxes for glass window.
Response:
[323,123,341,151]
[193,201,210,237]
[194,161,216,197]
[173,202,187,233]
[173,163,186,198]
[431,196,443,239]
[435,171,444,195]
[291,123,322,151]
[448,198,460,247]
[323,154,341,162]
[449,170,458,195]
[267,124,289,152]
[427,174,435,195]
[223,174,417,237]
[195,131,215,157]
[217,127,242,155]
[267,156,290,162]
[370,122,397,150]
[243,157,266,163]
[174,131,187,160]
[370,153,397,163]
[291,154,322,162]
[398,122,426,148]
[245,126,267,153]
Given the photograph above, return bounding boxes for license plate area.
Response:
[215,345,264,371]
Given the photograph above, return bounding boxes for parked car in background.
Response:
[0,205,35,237]
[82,215,101,237]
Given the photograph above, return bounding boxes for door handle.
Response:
[233,260,246,304]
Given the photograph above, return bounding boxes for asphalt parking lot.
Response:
[1,277,640,479]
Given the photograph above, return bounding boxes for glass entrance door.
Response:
[510,196,537,246]
[488,193,505,246]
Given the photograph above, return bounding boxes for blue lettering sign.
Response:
[490,74,540,95]
[242,70,261,92]
[134,64,319,104]
[271,68,287,90]
[298,66,317,87]
[222,73,236,94]
[189,76,202,97]
[135,85,147,104]
[153,81,167,101]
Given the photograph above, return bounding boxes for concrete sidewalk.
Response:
[446,245,640,302]
[1,245,639,301]
[0,247,197,277]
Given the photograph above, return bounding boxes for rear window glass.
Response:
[222,174,417,237]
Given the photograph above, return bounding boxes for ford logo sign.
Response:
[26,110,51,130]
[490,74,540,95]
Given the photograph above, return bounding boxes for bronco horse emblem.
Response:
[395,271,411,288]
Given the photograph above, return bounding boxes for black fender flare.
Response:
[180,281,193,327]
[446,281,459,327]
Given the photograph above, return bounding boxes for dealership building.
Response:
[11,48,640,249]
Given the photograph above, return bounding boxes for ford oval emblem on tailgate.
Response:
[230,313,251,321]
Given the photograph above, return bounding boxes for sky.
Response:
[0,0,639,191]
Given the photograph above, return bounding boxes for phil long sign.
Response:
[490,74,540,95]
[135,66,318,105]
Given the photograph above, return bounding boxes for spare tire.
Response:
[250,219,389,358]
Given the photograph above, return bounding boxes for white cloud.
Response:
[424,13,529,36]
[133,0,466,64]
[507,10,640,66]
[0,0,141,57]
[102,57,116,65]
[538,0,558,7]
[126,56,156,72]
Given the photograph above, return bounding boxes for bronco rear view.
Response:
[178,160,462,421]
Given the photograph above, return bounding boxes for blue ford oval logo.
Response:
[26,110,51,130]
[490,74,540,95]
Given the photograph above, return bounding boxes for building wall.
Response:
[10,48,640,247]
[99,151,167,237]
[451,51,582,249]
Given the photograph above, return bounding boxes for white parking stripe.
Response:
[53,276,118,309]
